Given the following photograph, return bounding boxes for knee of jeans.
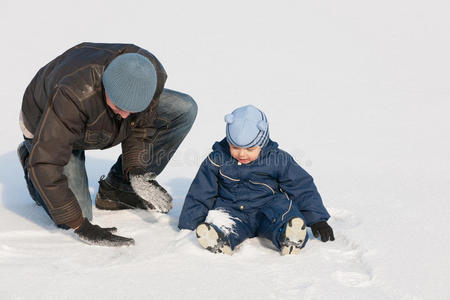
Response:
[181,94,198,124]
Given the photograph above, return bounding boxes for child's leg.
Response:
[195,208,254,254]
[256,197,308,254]
[196,223,233,254]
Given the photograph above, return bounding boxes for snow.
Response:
[205,209,239,236]
[1,0,450,299]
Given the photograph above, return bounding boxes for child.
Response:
[178,105,334,255]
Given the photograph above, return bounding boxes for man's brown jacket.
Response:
[20,42,167,227]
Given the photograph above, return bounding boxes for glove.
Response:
[311,221,335,242]
[129,171,173,213]
[74,218,135,247]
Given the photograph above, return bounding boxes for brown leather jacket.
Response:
[20,42,167,227]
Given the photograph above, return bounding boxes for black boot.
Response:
[95,176,155,210]
[17,142,28,169]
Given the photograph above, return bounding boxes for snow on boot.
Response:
[280,217,307,255]
[196,223,233,255]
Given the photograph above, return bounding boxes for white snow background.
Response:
[1,1,449,299]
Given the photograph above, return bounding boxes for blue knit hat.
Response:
[225,105,269,148]
[102,53,157,113]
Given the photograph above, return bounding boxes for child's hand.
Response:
[311,221,335,242]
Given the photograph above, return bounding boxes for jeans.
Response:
[22,88,197,224]
[105,89,198,191]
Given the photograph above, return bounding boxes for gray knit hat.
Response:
[102,53,157,113]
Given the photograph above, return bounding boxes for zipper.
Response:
[281,192,293,221]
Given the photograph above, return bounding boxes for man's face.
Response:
[229,144,261,164]
[105,93,131,119]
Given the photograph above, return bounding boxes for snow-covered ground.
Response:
[1,1,449,299]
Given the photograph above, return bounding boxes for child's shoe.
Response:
[196,223,233,255]
[280,217,307,255]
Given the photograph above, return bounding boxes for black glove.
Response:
[74,218,135,247]
[311,221,335,242]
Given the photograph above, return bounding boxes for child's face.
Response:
[229,144,261,164]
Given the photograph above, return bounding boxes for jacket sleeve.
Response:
[277,151,330,226]
[120,110,158,176]
[28,87,86,227]
[178,154,220,230]
[121,48,168,176]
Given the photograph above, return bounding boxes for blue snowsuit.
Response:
[178,138,330,250]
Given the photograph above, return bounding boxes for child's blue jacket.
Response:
[178,138,330,230]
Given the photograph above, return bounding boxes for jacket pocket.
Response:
[218,169,240,193]
[249,180,275,195]
[252,171,272,177]
[260,206,276,223]
[219,169,240,182]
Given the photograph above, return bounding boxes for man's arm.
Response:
[28,87,85,228]
[120,47,167,177]
[28,86,135,246]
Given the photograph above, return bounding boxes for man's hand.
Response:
[74,218,135,247]
[311,221,335,242]
[129,171,173,213]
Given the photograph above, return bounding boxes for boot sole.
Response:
[196,223,233,255]
[281,217,307,255]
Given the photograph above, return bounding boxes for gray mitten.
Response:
[129,171,173,213]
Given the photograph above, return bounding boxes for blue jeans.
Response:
[22,88,197,225]
[104,89,198,190]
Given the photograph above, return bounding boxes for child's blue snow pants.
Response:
[213,196,309,250]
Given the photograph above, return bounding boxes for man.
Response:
[17,42,197,246]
